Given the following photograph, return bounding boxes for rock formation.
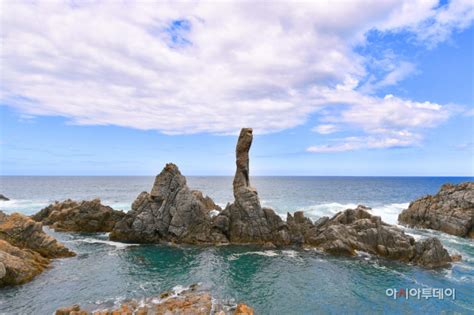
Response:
[0,211,75,287]
[212,128,290,244]
[55,284,254,315]
[110,128,455,268]
[398,182,473,238]
[32,199,126,233]
[290,205,452,268]
[110,163,226,243]
[0,194,9,201]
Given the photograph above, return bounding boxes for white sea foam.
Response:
[0,199,49,215]
[286,202,409,226]
[228,250,279,260]
[71,238,139,249]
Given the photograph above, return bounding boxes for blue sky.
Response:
[0,1,473,176]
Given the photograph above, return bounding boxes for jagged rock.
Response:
[292,205,452,268]
[192,190,222,211]
[32,198,125,233]
[55,284,254,315]
[398,182,474,238]
[0,211,75,258]
[0,240,50,287]
[0,211,75,287]
[0,194,9,201]
[110,163,227,244]
[213,128,290,244]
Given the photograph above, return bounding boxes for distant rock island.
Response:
[398,182,473,238]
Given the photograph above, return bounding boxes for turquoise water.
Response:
[0,176,473,314]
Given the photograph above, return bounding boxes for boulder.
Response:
[0,240,50,287]
[110,163,227,244]
[32,198,125,233]
[398,182,474,238]
[0,211,75,258]
[0,194,9,201]
[55,284,254,315]
[213,128,290,244]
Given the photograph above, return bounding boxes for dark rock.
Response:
[398,182,474,238]
[110,163,227,244]
[290,205,452,268]
[0,194,9,201]
[214,128,290,244]
[32,198,125,233]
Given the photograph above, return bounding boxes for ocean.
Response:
[0,176,473,314]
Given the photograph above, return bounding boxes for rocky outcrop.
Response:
[110,163,227,244]
[0,240,49,287]
[212,128,290,245]
[32,199,126,233]
[0,194,9,201]
[0,211,75,258]
[110,128,455,269]
[398,182,474,238]
[0,211,75,287]
[291,205,452,268]
[55,284,254,315]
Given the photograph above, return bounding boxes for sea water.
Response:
[0,176,473,314]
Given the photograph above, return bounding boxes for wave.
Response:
[286,202,409,225]
[0,199,50,215]
[69,238,140,249]
[228,249,300,261]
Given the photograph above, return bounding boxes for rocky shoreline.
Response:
[55,284,254,315]
[0,211,75,287]
[398,182,473,238]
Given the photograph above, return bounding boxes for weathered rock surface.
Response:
[0,194,9,201]
[0,239,49,287]
[398,182,474,238]
[292,205,452,268]
[0,211,75,287]
[110,163,227,244]
[32,199,125,233]
[0,211,75,258]
[55,284,254,315]
[212,128,290,245]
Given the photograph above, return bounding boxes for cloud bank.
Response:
[1,0,472,151]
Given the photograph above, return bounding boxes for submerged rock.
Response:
[0,194,9,201]
[55,284,254,315]
[213,128,290,244]
[398,182,474,238]
[32,198,125,233]
[110,163,227,244]
[0,211,75,287]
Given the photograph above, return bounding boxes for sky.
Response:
[0,0,473,176]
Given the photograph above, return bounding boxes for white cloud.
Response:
[312,124,339,135]
[0,0,472,141]
[307,131,422,153]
